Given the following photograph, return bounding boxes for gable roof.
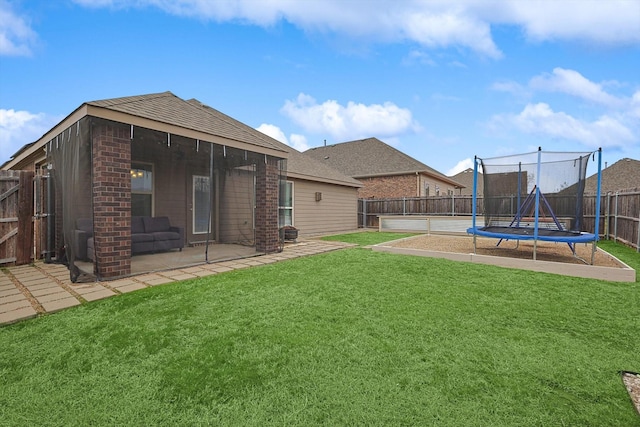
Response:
[450,168,483,195]
[186,99,361,188]
[584,157,640,194]
[3,91,360,188]
[305,137,463,188]
[2,91,287,170]
[87,92,285,153]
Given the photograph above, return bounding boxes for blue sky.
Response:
[1,0,639,177]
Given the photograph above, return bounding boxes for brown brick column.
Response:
[92,121,131,278]
[255,157,280,253]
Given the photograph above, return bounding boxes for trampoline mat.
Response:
[468,226,597,243]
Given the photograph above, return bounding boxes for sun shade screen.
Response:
[47,117,93,281]
[47,117,287,280]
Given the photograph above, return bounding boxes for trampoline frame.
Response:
[467,147,602,264]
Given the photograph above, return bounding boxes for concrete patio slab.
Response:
[37,291,75,304]
[113,283,148,293]
[0,306,38,324]
[0,293,27,304]
[41,298,81,313]
[0,287,21,297]
[0,299,33,313]
[81,289,117,302]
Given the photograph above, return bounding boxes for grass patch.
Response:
[321,231,419,246]
[598,240,640,282]
[1,249,639,425]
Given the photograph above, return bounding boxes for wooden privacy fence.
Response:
[0,170,34,265]
[359,192,640,251]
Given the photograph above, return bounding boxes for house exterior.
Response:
[305,137,463,199]
[273,147,361,236]
[450,168,483,196]
[583,158,640,194]
[186,101,362,236]
[1,92,360,279]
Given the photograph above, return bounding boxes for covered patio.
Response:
[75,244,260,277]
[46,92,288,281]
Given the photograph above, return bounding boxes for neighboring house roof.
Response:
[2,91,287,170]
[186,99,361,188]
[584,157,640,194]
[450,168,482,195]
[305,137,464,188]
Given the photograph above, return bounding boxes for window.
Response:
[279,181,293,227]
[193,175,211,234]
[131,163,153,216]
[425,183,430,197]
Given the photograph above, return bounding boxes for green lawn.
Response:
[1,242,639,425]
[321,231,419,246]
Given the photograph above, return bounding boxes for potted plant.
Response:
[281,225,298,242]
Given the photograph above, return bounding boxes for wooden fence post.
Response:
[16,171,34,264]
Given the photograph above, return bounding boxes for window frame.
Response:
[192,174,212,235]
[131,162,154,217]
[279,180,294,227]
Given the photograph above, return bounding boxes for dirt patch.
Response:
[622,372,640,417]
[387,235,625,268]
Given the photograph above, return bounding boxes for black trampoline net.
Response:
[47,117,287,281]
[479,149,595,233]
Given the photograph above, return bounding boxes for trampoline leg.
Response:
[473,234,477,254]
[533,240,537,261]
[591,241,596,265]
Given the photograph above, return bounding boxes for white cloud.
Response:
[402,50,437,67]
[281,93,420,141]
[289,134,310,152]
[70,1,640,58]
[497,0,640,45]
[402,8,501,58]
[0,109,59,163]
[488,102,635,149]
[447,158,474,176]
[491,80,530,100]
[530,68,625,108]
[628,90,640,119]
[256,123,310,152]
[256,123,287,143]
[0,1,37,56]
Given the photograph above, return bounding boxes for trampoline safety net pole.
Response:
[533,147,542,261]
[592,147,603,264]
[472,156,478,254]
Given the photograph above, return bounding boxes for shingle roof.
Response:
[305,137,463,187]
[88,91,285,154]
[584,157,640,194]
[3,91,359,187]
[450,168,483,196]
[185,99,361,188]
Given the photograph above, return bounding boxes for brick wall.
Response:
[357,174,417,198]
[92,121,132,278]
[255,157,280,253]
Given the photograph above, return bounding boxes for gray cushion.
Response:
[143,216,171,233]
[131,216,145,234]
[132,233,154,243]
[151,231,180,241]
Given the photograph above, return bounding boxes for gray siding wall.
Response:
[292,179,358,236]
